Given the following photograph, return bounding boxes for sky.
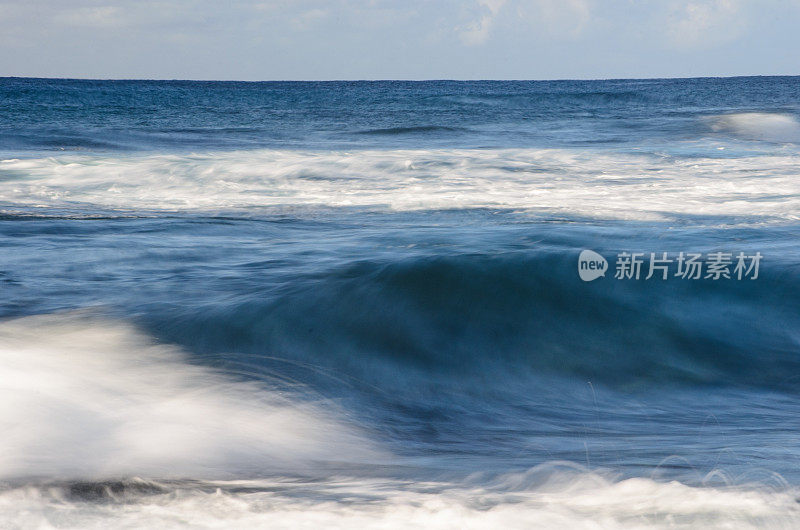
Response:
[0,0,798,80]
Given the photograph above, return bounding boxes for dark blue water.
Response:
[2,76,799,154]
[1,77,800,527]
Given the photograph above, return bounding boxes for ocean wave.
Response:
[1,148,800,223]
[143,252,800,393]
[354,125,467,135]
[706,112,800,143]
[0,132,128,152]
[2,467,798,529]
[1,291,798,527]
[0,312,380,481]
[431,90,649,108]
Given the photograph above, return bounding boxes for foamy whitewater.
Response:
[1,77,800,528]
[3,147,800,221]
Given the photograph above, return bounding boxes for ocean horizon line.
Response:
[2,73,799,83]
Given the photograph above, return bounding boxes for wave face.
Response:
[134,251,798,394]
[2,77,800,527]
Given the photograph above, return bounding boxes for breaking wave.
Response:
[2,468,799,529]
[2,148,800,223]
[0,312,380,481]
[707,112,800,143]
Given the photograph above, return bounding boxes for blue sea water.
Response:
[1,77,800,528]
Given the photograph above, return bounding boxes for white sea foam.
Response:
[2,148,800,222]
[708,112,800,143]
[1,469,799,529]
[1,314,799,528]
[0,312,380,480]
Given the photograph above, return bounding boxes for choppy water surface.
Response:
[1,77,800,528]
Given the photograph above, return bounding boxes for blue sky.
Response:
[1,0,798,80]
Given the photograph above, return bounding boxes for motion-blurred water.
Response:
[1,77,800,528]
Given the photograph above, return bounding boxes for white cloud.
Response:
[54,6,127,28]
[458,0,591,46]
[665,0,745,49]
[458,0,507,46]
[290,7,329,30]
[528,0,591,38]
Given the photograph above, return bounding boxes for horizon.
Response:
[3,73,799,83]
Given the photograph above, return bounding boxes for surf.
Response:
[2,468,799,529]
[0,312,380,481]
[706,112,800,143]
[2,148,800,224]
